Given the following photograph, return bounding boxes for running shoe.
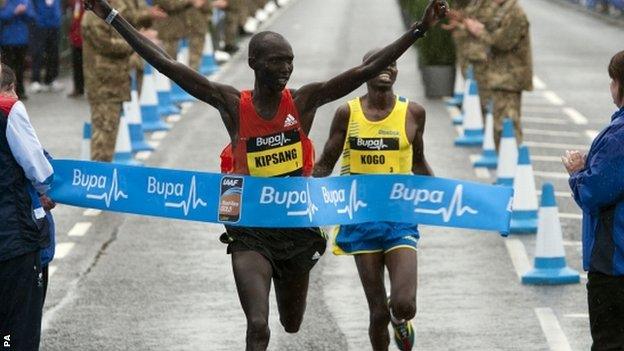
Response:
[391,318,415,351]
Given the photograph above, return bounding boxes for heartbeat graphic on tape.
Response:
[413,185,478,223]
[165,176,207,216]
[337,180,367,220]
[287,182,319,221]
[86,169,128,208]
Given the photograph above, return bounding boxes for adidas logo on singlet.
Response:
[284,114,298,127]
[311,251,321,260]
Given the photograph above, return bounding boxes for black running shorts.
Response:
[222,226,327,278]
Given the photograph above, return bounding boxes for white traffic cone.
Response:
[446,64,464,107]
[127,70,154,152]
[154,67,181,117]
[214,50,231,64]
[113,112,141,166]
[495,118,518,186]
[170,39,195,104]
[521,183,580,285]
[473,101,498,169]
[244,16,259,34]
[264,1,277,15]
[81,122,91,160]
[200,33,219,76]
[255,8,268,22]
[509,145,538,234]
[452,65,474,125]
[141,63,171,132]
[454,77,484,147]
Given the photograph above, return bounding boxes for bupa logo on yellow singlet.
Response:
[349,137,400,174]
[247,130,304,177]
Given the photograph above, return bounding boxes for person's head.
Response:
[248,31,294,92]
[0,64,17,98]
[363,49,397,92]
[608,50,624,108]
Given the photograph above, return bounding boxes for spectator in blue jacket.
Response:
[563,50,624,350]
[0,64,54,351]
[29,0,63,93]
[0,0,36,99]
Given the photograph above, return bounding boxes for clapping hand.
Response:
[562,150,586,175]
[420,0,448,30]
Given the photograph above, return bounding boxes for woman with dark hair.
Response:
[563,50,624,350]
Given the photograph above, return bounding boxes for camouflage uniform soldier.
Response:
[466,0,533,148]
[83,0,155,161]
[186,0,211,70]
[224,0,243,53]
[82,0,134,161]
[446,0,496,113]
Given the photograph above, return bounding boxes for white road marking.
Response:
[135,151,152,161]
[150,131,168,140]
[523,106,562,114]
[536,190,572,198]
[585,129,599,140]
[166,114,181,123]
[524,117,567,125]
[524,129,580,137]
[564,313,588,319]
[469,155,491,178]
[55,243,76,259]
[48,266,57,277]
[535,308,573,351]
[68,222,92,237]
[148,140,161,149]
[505,239,531,280]
[524,141,587,150]
[562,240,581,246]
[560,213,582,220]
[533,76,547,90]
[542,91,565,106]
[563,107,588,125]
[534,171,570,179]
[83,209,102,217]
[532,155,564,162]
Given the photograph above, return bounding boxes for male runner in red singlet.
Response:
[314,51,431,351]
[83,1,447,349]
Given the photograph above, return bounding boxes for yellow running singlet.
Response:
[340,96,413,175]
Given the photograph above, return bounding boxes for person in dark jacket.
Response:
[67,0,85,97]
[0,64,54,351]
[0,0,36,99]
[563,50,624,350]
[29,0,63,93]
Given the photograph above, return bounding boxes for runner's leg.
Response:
[232,250,273,351]
[385,248,417,322]
[355,252,390,351]
[274,271,311,333]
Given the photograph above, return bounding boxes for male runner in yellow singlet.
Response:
[314,51,432,351]
[83,1,446,349]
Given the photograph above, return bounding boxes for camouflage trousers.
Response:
[90,101,122,162]
[492,90,523,150]
[474,62,491,114]
[162,35,204,72]
[225,0,244,47]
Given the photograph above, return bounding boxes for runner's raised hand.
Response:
[420,0,448,30]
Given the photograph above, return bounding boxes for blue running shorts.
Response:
[333,221,419,255]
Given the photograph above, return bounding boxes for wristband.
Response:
[105,8,118,24]
[413,23,426,39]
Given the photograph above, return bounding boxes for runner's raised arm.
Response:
[294,0,448,115]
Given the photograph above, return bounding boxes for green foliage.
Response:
[401,0,456,66]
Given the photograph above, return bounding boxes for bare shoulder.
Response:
[334,103,351,124]
[407,101,426,122]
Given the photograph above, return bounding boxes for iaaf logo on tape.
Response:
[389,183,477,223]
[146,175,207,216]
[73,168,128,208]
[259,182,318,221]
[321,180,367,220]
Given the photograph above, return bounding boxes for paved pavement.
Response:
[25,0,622,349]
